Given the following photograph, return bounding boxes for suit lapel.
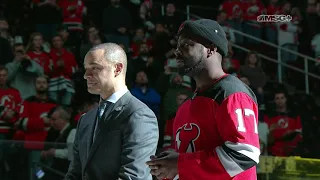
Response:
[86,106,98,158]
[85,92,131,166]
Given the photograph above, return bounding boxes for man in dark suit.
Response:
[64,43,159,180]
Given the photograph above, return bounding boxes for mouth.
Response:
[87,82,97,87]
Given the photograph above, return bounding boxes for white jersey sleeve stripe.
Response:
[215,141,260,177]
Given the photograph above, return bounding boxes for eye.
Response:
[92,67,102,71]
[183,42,190,47]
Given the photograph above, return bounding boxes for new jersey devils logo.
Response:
[0,95,15,109]
[232,5,242,17]
[175,123,200,153]
[277,118,288,128]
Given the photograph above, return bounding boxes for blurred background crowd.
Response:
[0,0,320,179]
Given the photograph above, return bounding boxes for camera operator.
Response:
[5,43,44,99]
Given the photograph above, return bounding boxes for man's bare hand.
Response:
[269,123,279,131]
[57,59,64,67]
[4,109,15,120]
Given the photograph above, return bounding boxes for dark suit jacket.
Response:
[64,92,159,180]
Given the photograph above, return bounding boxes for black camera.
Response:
[20,59,32,70]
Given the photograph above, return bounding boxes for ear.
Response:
[114,63,123,77]
[206,46,217,58]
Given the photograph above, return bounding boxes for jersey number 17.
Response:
[235,108,258,134]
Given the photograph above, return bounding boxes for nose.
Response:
[83,70,91,80]
[84,74,88,80]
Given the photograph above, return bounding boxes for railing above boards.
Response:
[232,43,320,95]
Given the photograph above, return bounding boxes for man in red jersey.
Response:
[147,19,260,180]
[13,75,57,180]
[15,75,57,149]
[0,66,22,139]
[265,90,302,156]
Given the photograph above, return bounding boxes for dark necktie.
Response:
[93,101,111,141]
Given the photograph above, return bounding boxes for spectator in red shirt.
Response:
[130,27,152,59]
[219,0,245,44]
[265,90,302,156]
[26,32,52,75]
[265,0,280,44]
[48,35,78,106]
[242,0,265,44]
[0,66,23,140]
[57,0,86,47]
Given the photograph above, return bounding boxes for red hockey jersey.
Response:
[220,0,245,20]
[242,2,265,21]
[173,75,260,180]
[264,111,302,156]
[49,48,78,79]
[19,96,56,149]
[27,51,53,75]
[0,87,22,134]
[58,0,85,31]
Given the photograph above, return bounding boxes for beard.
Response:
[37,89,47,94]
[177,54,205,77]
[139,52,149,57]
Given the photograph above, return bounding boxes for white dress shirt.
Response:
[104,86,128,103]
[54,123,76,161]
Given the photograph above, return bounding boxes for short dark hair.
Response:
[36,75,49,82]
[273,88,288,99]
[0,66,8,72]
[13,43,24,49]
[54,106,71,121]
